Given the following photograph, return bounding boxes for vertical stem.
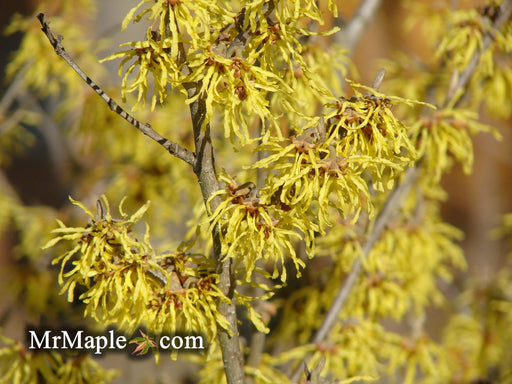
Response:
[185,80,245,384]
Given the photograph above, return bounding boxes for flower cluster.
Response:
[209,174,316,281]
[103,0,340,143]
[0,334,119,384]
[254,82,430,233]
[44,196,229,339]
[411,108,500,185]
[404,0,512,117]
[5,0,512,383]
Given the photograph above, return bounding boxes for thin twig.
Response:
[36,13,196,167]
[312,165,420,346]
[291,1,512,380]
[0,65,29,115]
[336,0,383,54]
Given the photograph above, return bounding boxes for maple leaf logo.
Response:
[129,330,157,356]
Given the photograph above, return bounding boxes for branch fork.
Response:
[36,13,196,167]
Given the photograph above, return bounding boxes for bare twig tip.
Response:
[35,12,196,167]
[372,68,386,91]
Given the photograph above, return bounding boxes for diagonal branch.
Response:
[291,1,512,381]
[36,13,196,167]
[444,0,512,109]
[318,0,512,344]
[312,165,420,347]
[335,0,383,54]
[316,0,512,346]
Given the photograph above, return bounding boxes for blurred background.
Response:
[1,0,511,382]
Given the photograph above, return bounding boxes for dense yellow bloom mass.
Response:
[254,83,432,235]
[2,0,512,383]
[0,334,119,384]
[209,174,316,281]
[44,196,230,340]
[103,0,340,144]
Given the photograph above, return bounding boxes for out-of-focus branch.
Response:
[245,330,266,384]
[36,13,196,167]
[335,0,383,54]
[445,0,512,108]
[291,2,512,380]
[315,0,512,348]
[312,165,420,347]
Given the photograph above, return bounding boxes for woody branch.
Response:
[36,13,196,167]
